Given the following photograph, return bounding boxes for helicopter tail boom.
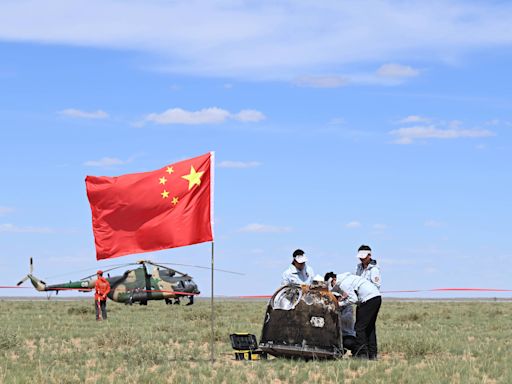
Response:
[17,274,47,291]
[27,275,47,291]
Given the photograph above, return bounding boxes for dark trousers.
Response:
[354,296,381,358]
[95,300,107,320]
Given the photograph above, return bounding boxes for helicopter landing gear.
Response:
[186,295,194,306]
[165,298,181,305]
[126,296,134,305]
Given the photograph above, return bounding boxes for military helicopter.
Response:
[17,258,203,305]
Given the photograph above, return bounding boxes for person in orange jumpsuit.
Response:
[94,270,111,320]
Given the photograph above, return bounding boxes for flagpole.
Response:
[211,241,215,363]
[210,151,215,363]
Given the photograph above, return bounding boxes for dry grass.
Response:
[0,299,511,383]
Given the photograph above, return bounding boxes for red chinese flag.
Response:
[85,152,214,260]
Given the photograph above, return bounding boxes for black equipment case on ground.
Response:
[229,333,268,360]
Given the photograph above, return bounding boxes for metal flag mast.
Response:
[210,151,215,363]
[211,241,215,362]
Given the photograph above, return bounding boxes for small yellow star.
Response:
[182,166,204,190]
[171,196,179,205]
[159,176,167,185]
[161,190,170,199]
[166,166,174,174]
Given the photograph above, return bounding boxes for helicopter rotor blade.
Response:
[152,262,245,276]
[41,263,135,281]
[141,261,189,276]
[16,257,34,286]
[16,276,29,286]
[79,263,138,280]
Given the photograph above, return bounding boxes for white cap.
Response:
[357,250,371,259]
[294,254,308,263]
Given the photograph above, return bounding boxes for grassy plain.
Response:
[0,298,511,383]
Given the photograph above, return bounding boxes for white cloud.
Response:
[292,70,419,88]
[0,206,14,216]
[0,223,53,233]
[238,223,292,233]
[146,107,229,125]
[144,107,265,125]
[485,119,499,125]
[233,109,266,122]
[390,124,495,144]
[345,221,362,229]
[83,157,129,167]
[398,115,431,124]
[377,63,419,78]
[424,220,444,228]
[218,161,261,169]
[58,109,109,119]
[2,2,512,79]
[447,120,463,128]
[294,75,348,88]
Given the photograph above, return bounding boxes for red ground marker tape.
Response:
[3,285,512,296]
[0,286,199,295]
[430,288,512,292]
[238,287,512,298]
[0,286,31,289]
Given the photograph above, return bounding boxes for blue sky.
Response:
[1,0,511,298]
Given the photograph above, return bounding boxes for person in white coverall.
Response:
[281,249,315,286]
[336,244,382,353]
[350,244,382,357]
[326,272,381,360]
[355,244,381,289]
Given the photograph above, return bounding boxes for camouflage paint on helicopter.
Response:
[18,259,200,305]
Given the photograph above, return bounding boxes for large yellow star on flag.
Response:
[182,166,204,190]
